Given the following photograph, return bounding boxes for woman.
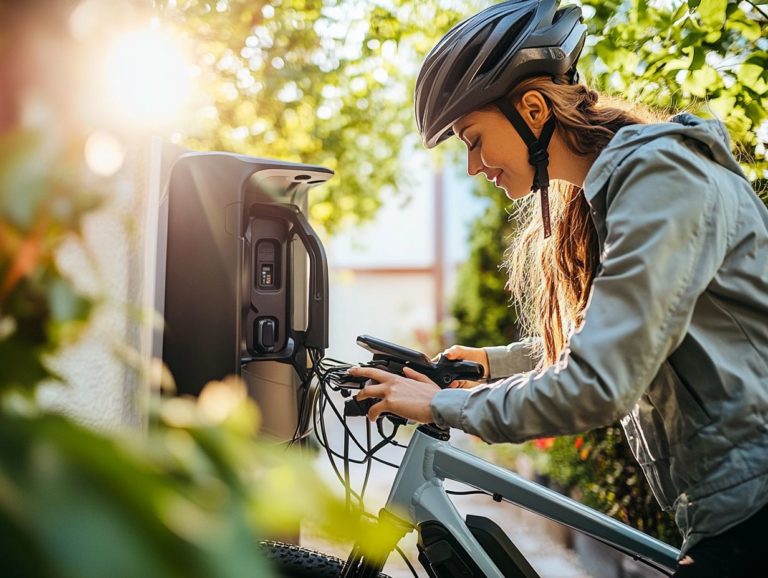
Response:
[348,0,768,576]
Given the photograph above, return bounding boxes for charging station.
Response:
[154,148,331,442]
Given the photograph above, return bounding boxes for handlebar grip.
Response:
[344,396,379,417]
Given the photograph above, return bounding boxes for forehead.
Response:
[452,107,499,135]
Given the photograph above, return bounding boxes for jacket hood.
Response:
[584,113,747,200]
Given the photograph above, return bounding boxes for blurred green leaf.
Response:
[708,94,737,118]
[46,277,91,324]
[0,132,49,231]
[682,64,721,97]
[725,9,763,40]
[739,62,768,96]
[696,0,727,28]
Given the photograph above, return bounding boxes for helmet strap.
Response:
[495,98,557,238]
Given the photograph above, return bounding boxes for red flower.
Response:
[533,437,555,450]
[574,436,584,450]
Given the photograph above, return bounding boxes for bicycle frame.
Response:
[343,426,680,578]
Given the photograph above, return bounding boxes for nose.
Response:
[466,150,483,177]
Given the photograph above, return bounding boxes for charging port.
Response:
[256,240,280,289]
[255,317,277,352]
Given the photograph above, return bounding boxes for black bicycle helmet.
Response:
[415,0,587,238]
[415,0,586,148]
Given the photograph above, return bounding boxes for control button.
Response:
[260,264,274,287]
[255,318,277,352]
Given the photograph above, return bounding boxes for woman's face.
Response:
[451,106,534,200]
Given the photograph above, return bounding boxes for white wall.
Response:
[37,143,154,431]
[325,144,488,363]
[327,271,436,362]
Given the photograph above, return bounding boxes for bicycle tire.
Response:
[259,541,392,578]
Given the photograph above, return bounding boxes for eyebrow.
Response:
[457,123,475,143]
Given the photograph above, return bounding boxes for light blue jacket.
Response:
[431,114,768,555]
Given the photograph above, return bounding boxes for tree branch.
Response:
[745,0,768,22]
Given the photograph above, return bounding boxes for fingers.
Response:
[349,365,435,386]
[348,365,394,383]
[432,345,463,362]
[355,384,389,421]
[442,345,463,359]
[402,366,435,384]
[451,379,482,390]
[356,382,388,400]
[367,399,387,422]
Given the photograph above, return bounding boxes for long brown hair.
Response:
[503,77,657,367]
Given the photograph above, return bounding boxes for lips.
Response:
[492,172,503,187]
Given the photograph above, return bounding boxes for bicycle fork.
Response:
[341,509,414,578]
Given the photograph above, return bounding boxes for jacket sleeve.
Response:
[431,140,731,443]
[484,338,540,378]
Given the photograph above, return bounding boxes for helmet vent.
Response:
[451,42,484,91]
[478,12,533,76]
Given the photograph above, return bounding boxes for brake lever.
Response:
[343,396,407,427]
[342,358,408,424]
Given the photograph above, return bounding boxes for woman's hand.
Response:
[433,345,489,389]
[347,365,441,423]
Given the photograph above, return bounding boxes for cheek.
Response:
[503,162,536,199]
[482,144,524,177]
[498,157,532,182]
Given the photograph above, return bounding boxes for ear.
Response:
[517,90,550,134]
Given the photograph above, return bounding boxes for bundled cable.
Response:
[290,348,406,513]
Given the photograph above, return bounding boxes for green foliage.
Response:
[156,0,480,233]
[581,0,768,191]
[0,383,396,577]
[0,130,101,392]
[453,180,521,346]
[0,394,271,578]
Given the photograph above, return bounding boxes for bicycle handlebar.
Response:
[340,337,484,420]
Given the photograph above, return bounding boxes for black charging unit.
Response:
[155,148,331,442]
[242,201,328,380]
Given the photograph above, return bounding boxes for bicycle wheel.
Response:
[259,541,392,578]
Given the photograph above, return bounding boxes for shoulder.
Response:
[604,135,713,208]
[585,121,718,202]
[615,132,711,178]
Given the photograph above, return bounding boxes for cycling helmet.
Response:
[415,0,587,237]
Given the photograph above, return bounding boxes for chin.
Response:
[503,186,530,201]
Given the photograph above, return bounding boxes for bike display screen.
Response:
[356,335,432,366]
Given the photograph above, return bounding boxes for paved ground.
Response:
[302,395,593,577]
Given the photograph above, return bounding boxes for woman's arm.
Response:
[484,337,541,378]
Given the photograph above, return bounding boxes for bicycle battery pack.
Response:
[417,516,540,578]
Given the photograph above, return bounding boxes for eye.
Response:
[468,138,480,151]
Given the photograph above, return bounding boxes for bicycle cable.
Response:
[445,490,494,497]
[277,346,421,573]
[294,347,407,512]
